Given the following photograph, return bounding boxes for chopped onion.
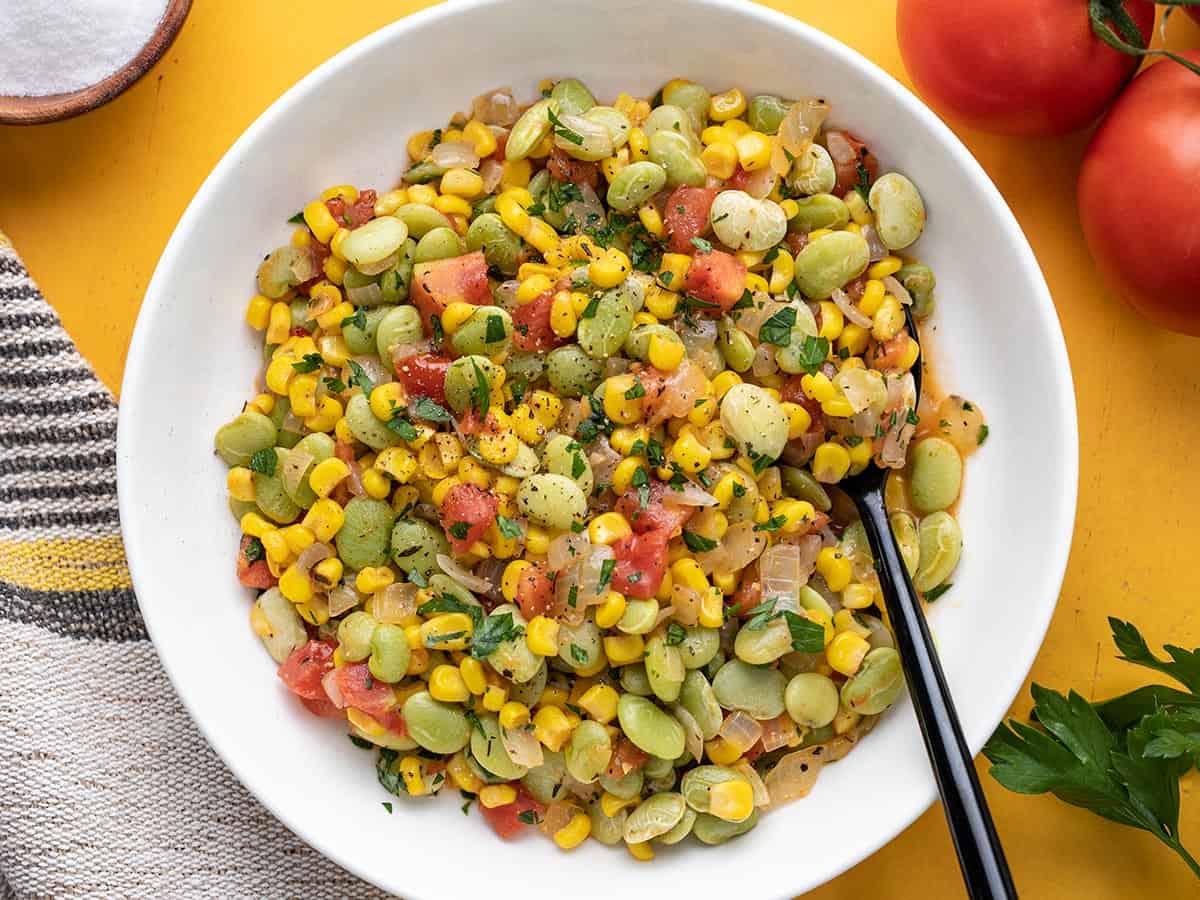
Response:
[670,584,701,625]
[281,447,314,496]
[835,366,887,414]
[758,543,811,611]
[436,554,494,594]
[539,800,577,837]
[306,290,339,320]
[644,359,708,427]
[564,183,607,235]
[294,540,332,575]
[830,287,873,329]
[861,224,888,262]
[758,713,799,753]
[280,407,304,436]
[472,558,509,606]
[587,440,622,491]
[389,341,433,375]
[288,251,318,284]
[372,582,417,622]
[548,531,591,572]
[345,460,365,497]
[321,669,346,709]
[743,166,779,200]
[603,356,631,377]
[653,606,676,629]
[770,97,830,176]
[661,482,718,508]
[493,279,520,312]
[356,251,399,277]
[732,292,783,336]
[431,141,481,170]
[480,158,503,194]
[764,748,824,809]
[501,724,545,769]
[719,711,763,754]
[879,372,918,468]
[471,86,520,126]
[751,341,779,378]
[672,703,705,764]
[327,584,360,618]
[733,760,771,808]
[696,521,767,575]
[345,281,384,306]
[576,544,615,607]
[882,274,914,308]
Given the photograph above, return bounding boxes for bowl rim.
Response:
[117,0,1079,894]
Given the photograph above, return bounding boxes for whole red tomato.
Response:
[896,0,1155,135]
[1078,51,1200,335]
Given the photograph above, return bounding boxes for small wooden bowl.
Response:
[0,0,192,126]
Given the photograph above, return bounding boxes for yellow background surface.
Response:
[2,1,1198,895]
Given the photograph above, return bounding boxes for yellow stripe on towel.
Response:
[0,536,131,592]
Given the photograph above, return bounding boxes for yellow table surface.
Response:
[2,1,1198,895]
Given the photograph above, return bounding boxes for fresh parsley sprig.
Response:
[984,617,1200,878]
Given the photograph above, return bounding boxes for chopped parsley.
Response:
[666,622,686,646]
[412,397,452,423]
[906,408,921,426]
[517,809,542,825]
[448,521,471,540]
[547,107,584,146]
[291,352,324,373]
[580,297,601,319]
[690,236,713,254]
[347,359,374,394]
[323,376,346,393]
[496,515,522,540]
[597,558,616,592]
[754,514,788,533]
[470,359,491,418]
[624,380,646,400]
[925,582,953,603]
[571,452,587,479]
[287,210,306,225]
[570,644,588,664]
[485,314,507,344]
[793,335,830,375]
[341,307,367,332]
[248,448,276,476]
[978,424,990,446]
[470,612,524,659]
[385,415,419,441]
[854,160,872,203]
[731,289,755,312]
[682,530,718,552]
[758,307,797,346]
[547,179,584,212]
[242,536,265,562]
[783,611,826,653]
[744,598,780,631]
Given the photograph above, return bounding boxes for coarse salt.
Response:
[0,0,170,97]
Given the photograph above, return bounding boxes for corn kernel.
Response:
[447,752,484,793]
[533,705,574,751]
[302,499,345,542]
[574,684,617,725]
[670,430,712,474]
[841,582,876,611]
[847,436,874,470]
[303,200,339,244]
[637,203,664,237]
[279,564,313,603]
[647,333,685,371]
[644,285,679,319]
[482,684,508,712]
[554,812,592,850]
[628,126,650,160]
[526,616,560,657]
[516,273,553,305]
[705,737,743,766]
[734,132,772,172]
[811,442,852,484]
[420,612,474,651]
[709,88,747,121]
[603,373,645,425]
[595,592,627,629]
[827,631,871,676]
[496,194,533,237]
[701,141,738,179]
[602,634,645,666]
[588,512,633,546]
[821,396,855,418]
[227,467,256,502]
[838,323,870,357]
[260,529,290,564]
[500,157,532,189]
[658,252,691,288]
[709,780,755,822]
[744,271,769,294]
[627,841,655,861]
[816,546,853,592]
[698,587,724,628]
[355,566,395,594]
[399,755,426,795]
[429,664,471,703]
[872,295,905,342]
[526,219,560,254]
[524,525,551,556]
[479,783,517,808]
[611,457,647,495]
[549,291,577,338]
[589,248,632,289]
[498,701,532,731]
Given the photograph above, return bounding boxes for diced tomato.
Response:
[491,131,509,162]
[785,232,809,255]
[683,249,747,314]
[663,186,719,253]
[335,663,396,717]
[605,737,649,778]
[615,481,695,535]
[440,483,499,553]
[236,535,277,589]
[323,190,377,230]
[516,564,556,620]
[611,527,671,599]
[395,353,451,405]
[289,326,311,337]
[547,147,600,190]
[511,290,562,352]
[373,708,408,736]
[301,696,345,718]
[826,130,878,198]
[410,251,492,334]
[743,740,766,764]
[277,640,336,700]
[334,440,357,464]
[869,334,916,371]
[456,409,485,436]
[728,560,761,617]
[725,165,752,192]
[479,786,546,840]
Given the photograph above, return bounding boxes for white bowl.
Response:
[117,1,1078,896]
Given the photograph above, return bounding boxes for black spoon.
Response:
[838,306,1017,900]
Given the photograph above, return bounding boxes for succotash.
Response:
[216,78,990,855]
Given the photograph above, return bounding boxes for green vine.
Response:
[1088,0,1200,79]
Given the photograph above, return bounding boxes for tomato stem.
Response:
[1089,0,1200,79]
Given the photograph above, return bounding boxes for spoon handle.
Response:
[853,487,1017,900]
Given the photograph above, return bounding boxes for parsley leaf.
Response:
[597,558,616,593]
[341,307,367,332]
[547,179,584,212]
[754,514,787,533]
[418,593,478,619]
[517,809,542,825]
[570,644,588,664]
[347,359,374,395]
[348,734,373,750]
[1109,617,1200,694]
[470,612,524,659]
[854,160,872,203]
[645,438,666,468]
[448,521,471,540]
[248,448,276,476]
[731,289,755,312]
[978,424,990,446]
[385,415,419,441]
[744,598,779,631]
[666,622,686,646]
[291,352,324,373]
[412,397,452,423]
[496,515,522,540]
[624,380,646,400]
[242,537,265,562]
[571,452,587,479]
[323,376,346,393]
[547,107,584,146]
[485,314,507,344]
[793,335,830,375]
[690,236,713,254]
[758,307,797,346]
[580,296,600,319]
[783,611,826,653]
[470,359,491,418]
[682,530,718,552]
[288,210,306,225]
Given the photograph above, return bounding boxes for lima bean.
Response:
[896,263,936,318]
[617,694,686,760]
[253,448,301,523]
[734,617,793,665]
[913,511,962,593]
[522,749,567,804]
[712,658,787,719]
[868,172,926,250]
[787,193,849,233]
[281,433,335,509]
[543,434,593,497]
[471,713,529,779]
[450,306,512,358]
[784,672,840,727]
[368,622,411,683]
[516,473,588,530]
[214,411,277,467]
[343,307,388,355]
[662,81,711,134]
[645,635,685,703]
[599,769,644,801]
[576,288,637,360]
[710,190,788,252]
[793,230,871,299]
[780,465,833,512]
[546,345,604,398]
[556,618,603,672]
[720,382,789,462]
[582,106,632,149]
[909,437,962,514]
[465,213,521,275]
[620,663,653,697]
[564,720,612,783]
[679,670,723,740]
[403,691,471,754]
[484,604,543,684]
[841,647,904,714]
[392,203,453,238]
[717,317,755,373]
[643,104,700,150]
[624,792,687,844]
[589,802,627,845]
[693,809,759,845]
[648,130,706,188]
[890,511,921,577]
[787,143,836,196]
[255,588,307,663]
[506,99,556,161]
[677,626,721,670]
[344,393,401,451]
[390,518,448,582]
[340,216,408,268]
[747,94,790,134]
[657,806,697,844]
[375,305,424,360]
[443,355,501,415]
[336,497,395,570]
[616,599,659,636]
[412,226,464,264]
[607,161,668,214]
[550,78,596,116]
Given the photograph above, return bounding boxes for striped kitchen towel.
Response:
[0,235,387,899]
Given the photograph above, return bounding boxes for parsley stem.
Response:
[1165,836,1200,880]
